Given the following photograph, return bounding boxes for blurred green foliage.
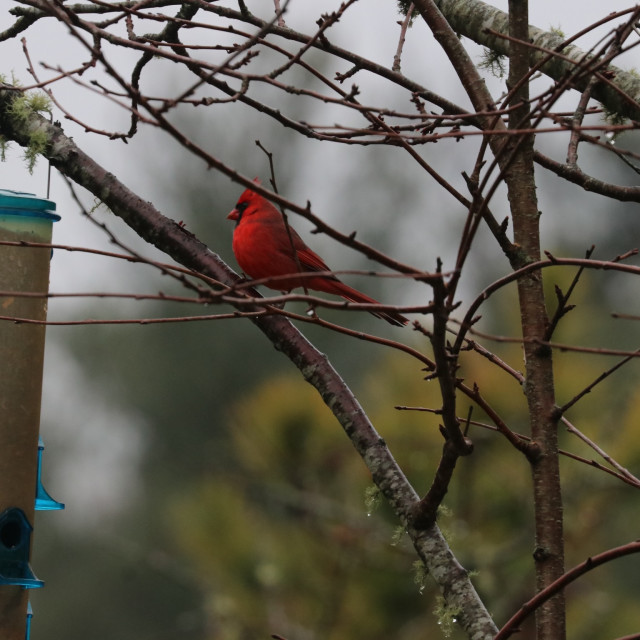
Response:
[159,306,640,639]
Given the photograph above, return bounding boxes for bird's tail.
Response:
[321,280,408,327]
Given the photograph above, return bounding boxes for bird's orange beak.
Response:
[227,209,239,221]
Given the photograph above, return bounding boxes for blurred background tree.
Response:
[1,1,640,639]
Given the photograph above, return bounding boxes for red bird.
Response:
[227,183,407,326]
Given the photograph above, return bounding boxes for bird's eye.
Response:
[236,201,248,214]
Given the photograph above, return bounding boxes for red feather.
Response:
[227,184,407,326]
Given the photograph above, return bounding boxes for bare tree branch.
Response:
[496,540,640,639]
[433,0,640,121]
[0,84,498,640]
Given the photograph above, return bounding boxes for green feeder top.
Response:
[0,189,60,221]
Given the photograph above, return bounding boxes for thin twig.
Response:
[556,348,639,416]
[392,3,414,72]
[544,245,594,341]
[496,540,640,639]
[272,0,285,27]
[567,77,599,165]
[561,416,640,486]
[395,406,640,488]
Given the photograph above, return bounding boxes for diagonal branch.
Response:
[0,86,498,640]
[495,540,640,639]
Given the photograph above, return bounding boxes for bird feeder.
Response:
[0,189,60,640]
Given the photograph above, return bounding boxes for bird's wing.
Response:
[275,224,333,274]
[296,246,332,273]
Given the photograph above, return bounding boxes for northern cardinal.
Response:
[227,183,408,326]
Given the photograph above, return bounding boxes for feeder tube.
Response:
[0,191,58,640]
